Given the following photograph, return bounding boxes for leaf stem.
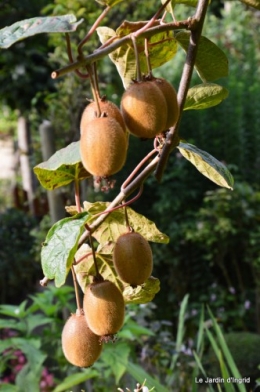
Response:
[75,179,82,213]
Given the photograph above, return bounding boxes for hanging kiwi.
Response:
[83,279,125,340]
[120,80,168,139]
[151,77,179,129]
[113,231,153,286]
[61,310,102,368]
[80,116,128,177]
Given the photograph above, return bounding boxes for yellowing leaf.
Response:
[178,142,234,190]
[83,201,169,244]
[97,21,177,88]
[239,0,260,9]
[184,83,229,110]
[123,277,160,304]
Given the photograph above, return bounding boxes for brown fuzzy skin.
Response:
[120,81,168,139]
[113,232,153,286]
[83,280,125,337]
[152,77,179,129]
[80,117,127,177]
[80,98,126,134]
[61,313,102,368]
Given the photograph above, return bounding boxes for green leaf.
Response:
[102,342,131,383]
[126,361,168,392]
[41,213,89,287]
[175,0,198,5]
[52,370,98,392]
[178,142,234,190]
[184,83,229,110]
[176,32,229,82]
[0,385,19,392]
[239,0,260,9]
[0,15,83,49]
[83,202,169,244]
[97,21,178,88]
[34,141,90,190]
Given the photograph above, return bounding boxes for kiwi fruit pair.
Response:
[120,78,179,139]
[80,97,128,177]
[113,231,153,286]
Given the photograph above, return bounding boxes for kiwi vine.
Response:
[27,0,237,371]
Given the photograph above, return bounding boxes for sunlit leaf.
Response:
[178,142,234,189]
[97,21,177,88]
[239,0,260,9]
[184,83,229,110]
[34,141,90,190]
[83,201,169,244]
[123,276,160,304]
[41,213,89,287]
[0,15,83,49]
[176,32,229,82]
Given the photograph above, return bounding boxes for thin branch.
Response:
[154,0,210,182]
[51,19,192,79]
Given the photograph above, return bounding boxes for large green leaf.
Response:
[0,15,83,49]
[96,0,124,5]
[41,213,89,287]
[83,201,169,244]
[97,21,177,88]
[239,0,260,9]
[101,341,131,384]
[178,142,234,190]
[176,32,229,82]
[74,245,160,304]
[34,141,90,190]
[184,83,229,110]
[53,370,98,392]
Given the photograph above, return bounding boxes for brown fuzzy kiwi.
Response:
[83,280,125,339]
[61,310,102,367]
[152,77,179,129]
[80,98,126,134]
[80,116,127,177]
[113,231,153,286]
[120,80,168,139]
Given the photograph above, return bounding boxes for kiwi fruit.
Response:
[113,231,153,286]
[152,77,179,129]
[80,98,126,134]
[83,280,125,338]
[120,80,168,139]
[80,116,127,177]
[61,311,102,367]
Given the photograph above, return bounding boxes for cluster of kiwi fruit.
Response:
[79,77,179,178]
[61,230,153,368]
[65,76,177,368]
